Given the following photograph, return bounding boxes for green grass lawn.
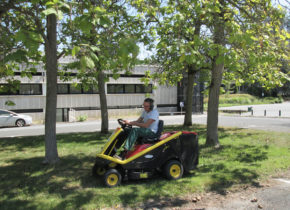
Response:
[204,94,284,108]
[0,125,289,209]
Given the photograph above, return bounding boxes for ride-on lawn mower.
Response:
[92,119,199,187]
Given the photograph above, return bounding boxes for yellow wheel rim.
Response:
[170,164,181,178]
[96,168,106,176]
[106,174,118,186]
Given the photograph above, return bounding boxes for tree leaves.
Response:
[72,46,80,56]
[90,46,100,52]
[132,0,288,93]
[4,50,28,63]
[80,56,95,70]
[42,8,57,16]
[43,0,70,19]
[77,15,93,34]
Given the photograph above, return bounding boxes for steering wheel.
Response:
[118,119,132,129]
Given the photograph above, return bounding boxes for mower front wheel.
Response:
[103,169,122,187]
[164,160,184,180]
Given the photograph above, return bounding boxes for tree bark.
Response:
[183,19,201,126]
[44,14,59,164]
[97,70,109,134]
[206,16,225,147]
[184,65,196,126]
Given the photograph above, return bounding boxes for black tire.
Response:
[92,163,106,177]
[103,169,122,188]
[16,119,25,127]
[164,160,184,180]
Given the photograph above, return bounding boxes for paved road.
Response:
[1,114,290,138]
[163,114,290,132]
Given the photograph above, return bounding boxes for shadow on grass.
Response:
[198,143,268,195]
[208,167,260,195]
[0,153,191,209]
[118,178,191,209]
[0,154,103,209]
[0,125,274,208]
[140,197,189,210]
[235,146,268,163]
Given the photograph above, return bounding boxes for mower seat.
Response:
[139,120,164,144]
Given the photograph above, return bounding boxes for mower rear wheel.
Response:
[92,163,106,177]
[164,160,184,180]
[103,169,121,187]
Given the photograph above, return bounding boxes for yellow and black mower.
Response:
[92,119,199,187]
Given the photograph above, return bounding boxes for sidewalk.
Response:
[219,102,290,118]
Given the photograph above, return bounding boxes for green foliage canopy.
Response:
[61,0,144,88]
[130,0,289,90]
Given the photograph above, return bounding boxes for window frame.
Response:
[57,84,99,95]
[107,84,152,94]
[0,84,42,95]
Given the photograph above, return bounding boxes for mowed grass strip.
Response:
[0,125,289,209]
[204,94,284,108]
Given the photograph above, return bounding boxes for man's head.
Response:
[143,98,154,112]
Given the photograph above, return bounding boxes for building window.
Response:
[135,84,145,93]
[82,85,98,94]
[136,84,152,93]
[124,84,135,93]
[57,84,69,94]
[107,84,152,94]
[116,84,125,93]
[107,84,124,94]
[57,84,98,94]
[145,85,153,93]
[0,84,18,95]
[107,84,115,94]
[0,84,42,95]
[70,84,82,94]
[19,84,42,95]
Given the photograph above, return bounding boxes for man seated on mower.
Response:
[122,98,159,154]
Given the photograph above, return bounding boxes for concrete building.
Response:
[0,59,203,123]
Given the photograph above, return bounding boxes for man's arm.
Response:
[134,117,143,123]
[124,117,143,125]
[130,119,155,128]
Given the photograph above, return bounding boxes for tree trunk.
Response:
[184,65,196,126]
[206,16,225,147]
[183,19,201,126]
[44,14,59,164]
[98,70,109,134]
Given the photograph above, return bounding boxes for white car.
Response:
[0,109,32,127]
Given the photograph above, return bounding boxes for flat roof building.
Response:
[0,59,203,123]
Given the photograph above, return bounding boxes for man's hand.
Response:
[124,120,131,125]
[124,120,138,126]
[130,119,155,128]
[123,117,146,127]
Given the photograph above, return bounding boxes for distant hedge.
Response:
[204,94,283,105]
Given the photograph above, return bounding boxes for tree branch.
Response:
[226,0,253,20]
[0,0,17,18]
[57,50,66,60]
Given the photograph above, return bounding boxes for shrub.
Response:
[204,94,283,106]
[77,114,88,122]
